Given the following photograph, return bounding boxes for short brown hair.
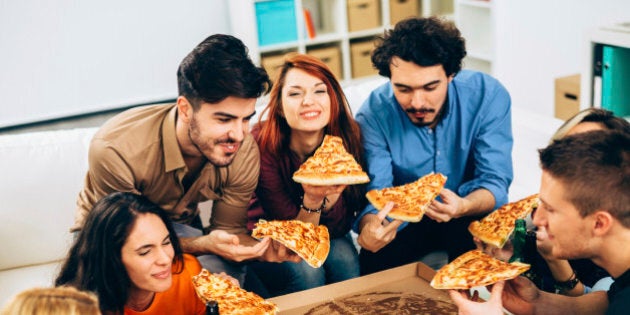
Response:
[1,287,100,315]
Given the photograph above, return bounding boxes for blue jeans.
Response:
[250,233,360,297]
[172,222,248,285]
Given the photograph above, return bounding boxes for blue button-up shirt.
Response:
[353,70,513,231]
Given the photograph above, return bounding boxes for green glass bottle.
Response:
[206,300,220,315]
[509,218,527,263]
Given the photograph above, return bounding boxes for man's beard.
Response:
[189,117,241,167]
[406,107,437,127]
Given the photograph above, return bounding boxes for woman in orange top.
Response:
[55,192,208,314]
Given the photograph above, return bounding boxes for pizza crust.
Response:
[430,250,530,290]
[468,194,539,248]
[292,135,369,185]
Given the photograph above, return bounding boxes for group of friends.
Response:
[2,16,629,315]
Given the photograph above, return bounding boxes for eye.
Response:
[315,89,327,94]
[162,238,172,246]
[139,249,150,256]
[287,91,301,97]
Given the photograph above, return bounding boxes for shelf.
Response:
[457,0,491,9]
[455,0,494,74]
[230,0,456,84]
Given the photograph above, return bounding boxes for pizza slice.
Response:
[252,219,330,268]
[365,173,447,222]
[292,135,370,185]
[468,194,539,248]
[430,249,530,290]
[192,269,277,315]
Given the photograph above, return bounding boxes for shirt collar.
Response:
[162,105,186,172]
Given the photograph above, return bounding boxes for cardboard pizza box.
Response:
[269,262,458,314]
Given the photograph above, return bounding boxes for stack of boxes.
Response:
[258,0,423,80]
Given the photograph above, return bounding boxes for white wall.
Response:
[0,0,229,128]
[494,0,630,117]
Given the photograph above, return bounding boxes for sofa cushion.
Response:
[0,127,96,271]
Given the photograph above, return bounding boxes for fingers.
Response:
[382,219,403,234]
[376,202,395,221]
[489,281,505,303]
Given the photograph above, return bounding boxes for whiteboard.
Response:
[0,0,229,128]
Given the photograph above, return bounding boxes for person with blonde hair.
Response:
[1,286,100,315]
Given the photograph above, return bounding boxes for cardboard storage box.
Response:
[351,40,378,78]
[307,46,343,80]
[554,74,581,120]
[269,262,457,314]
[261,53,289,82]
[255,0,298,46]
[390,0,419,25]
[347,0,381,32]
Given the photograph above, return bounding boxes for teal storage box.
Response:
[255,0,298,46]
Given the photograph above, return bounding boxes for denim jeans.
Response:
[172,222,248,285]
[250,233,360,297]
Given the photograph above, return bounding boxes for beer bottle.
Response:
[509,218,527,263]
[206,300,220,315]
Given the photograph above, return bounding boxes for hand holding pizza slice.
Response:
[252,219,330,268]
[365,173,447,222]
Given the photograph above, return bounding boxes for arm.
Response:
[450,277,608,315]
[73,138,139,231]
[429,83,513,222]
[501,276,608,315]
[458,84,513,210]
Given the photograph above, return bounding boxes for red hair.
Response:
[256,53,366,212]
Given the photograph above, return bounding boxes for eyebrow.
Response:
[135,235,171,252]
[213,110,257,120]
[393,79,441,90]
[288,82,326,89]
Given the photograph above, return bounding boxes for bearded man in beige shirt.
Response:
[72,34,300,289]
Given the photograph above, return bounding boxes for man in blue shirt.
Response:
[354,17,513,275]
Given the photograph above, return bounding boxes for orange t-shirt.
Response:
[124,254,205,315]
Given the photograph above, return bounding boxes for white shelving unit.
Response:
[228,0,454,83]
[454,0,494,75]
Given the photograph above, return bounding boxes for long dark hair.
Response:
[55,192,184,314]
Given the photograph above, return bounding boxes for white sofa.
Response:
[0,78,562,307]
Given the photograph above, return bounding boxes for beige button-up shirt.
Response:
[73,103,260,235]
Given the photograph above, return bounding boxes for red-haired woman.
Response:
[247,53,366,297]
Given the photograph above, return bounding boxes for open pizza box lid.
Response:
[268,262,459,314]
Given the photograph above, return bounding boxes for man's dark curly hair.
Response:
[371,16,467,78]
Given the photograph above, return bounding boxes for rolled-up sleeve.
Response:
[457,86,513,208]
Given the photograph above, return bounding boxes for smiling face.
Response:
[121,213,175,295]
[532,171,593,260]
[280,68,331,133]
[186,96,256,167]
[389,57,452,128]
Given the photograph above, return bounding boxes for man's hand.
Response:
[203,230,271,262]
[259,239,302,263]
[357,202,403,252]
[500,276,540,315]
[474,237,514,262]
[425,188,465,222]
[449,281,506,315]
